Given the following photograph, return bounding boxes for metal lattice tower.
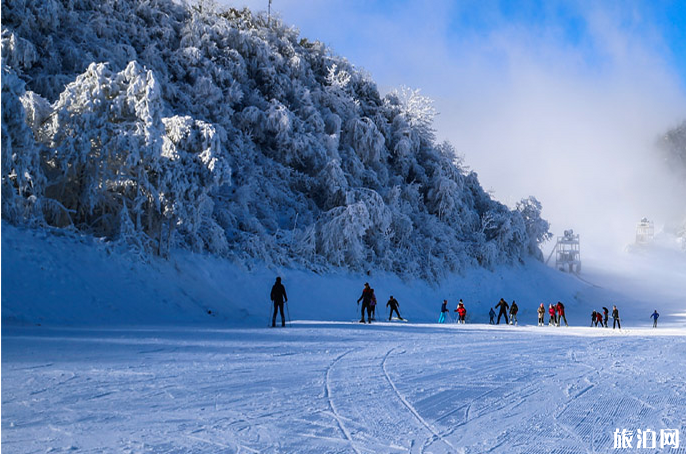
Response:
[546,229,581,274]
[636,218,654,245]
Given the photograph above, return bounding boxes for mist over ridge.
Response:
[234,0,686,258]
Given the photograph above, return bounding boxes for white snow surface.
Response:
[2,224,686,453]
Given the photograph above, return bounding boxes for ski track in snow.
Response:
[324,348,363,454]
[2,324,686,453]
[381,347,461,454]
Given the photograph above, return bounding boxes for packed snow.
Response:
[3,323,686,453]
[3,223,686,453]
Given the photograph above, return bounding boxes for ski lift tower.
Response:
[635,217,654,245]
[554,229,581,274]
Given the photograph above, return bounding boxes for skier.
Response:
[556,301,568,327]
[650,310,659,328]
[455,300,467,324]
[370,288,378,321]
[357,283,374,323]
[495,298,509,325]
[270,276,288,327]
[602,306,609,327]
[612,305,621,329]
[537,303,545,326]
[595,311,603,327]
[548,304,556,326]
[509,300,519,325]
[387,296,403,321]
[591,310,597,327]
[488,307,496,324]
[439,300,449,323]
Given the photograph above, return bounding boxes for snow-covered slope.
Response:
[3,322,685,453]
[3,223,684,328]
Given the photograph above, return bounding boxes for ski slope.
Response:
[2,323,685,453]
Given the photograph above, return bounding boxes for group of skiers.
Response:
[357,282,404,323]
[489,298,520,325]
[439,299,467,323]
[589,305,626,329]
[269,278,663,329]
[535,301,568,327]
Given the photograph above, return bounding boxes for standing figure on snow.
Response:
[602,306,609,327]
[650,310,659,328]
[357,283,374,324]
[370,288,378,321]
[595,311,603,327]
[509,301,519,325]
[439,300,449,323]
[556,301,568,327]
[591,310,598,327]
[270,276,288,328]
[489,307,496,324]
[495,298,509,325]
[548,304,557,326]
[537,303,545,326]
[455,300,467,324]
[612,305,621,329]
[387,296,403,321]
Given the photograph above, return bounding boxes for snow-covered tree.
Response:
[1,0,552,280]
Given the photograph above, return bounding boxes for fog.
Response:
[228,1,686,263]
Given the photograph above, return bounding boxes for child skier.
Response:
[488,308,495,324]
[369,288,377,321]
[455,300,467,324]
[509,301,519,325]
[548,304,556,326]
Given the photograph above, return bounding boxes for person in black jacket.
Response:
[387,296,403,321]
[509,301,519,325]
[357,283,374,323]
[270,277,288,327]
[602,306,609,327]
[495,298,509,325]
[612,305,621,329]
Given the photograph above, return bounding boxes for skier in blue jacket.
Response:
[650,310,659,328]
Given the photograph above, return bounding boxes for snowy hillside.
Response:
[4,222,685,329]
[2,0,551,281]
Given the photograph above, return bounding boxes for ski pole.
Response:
[286,300,291,327]
[267,300,273,327]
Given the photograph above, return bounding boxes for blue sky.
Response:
[228,0,686,250]
[231,0,686,93]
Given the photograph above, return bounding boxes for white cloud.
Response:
[225,0,686,255]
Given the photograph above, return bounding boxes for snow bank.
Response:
[3,224,684,328]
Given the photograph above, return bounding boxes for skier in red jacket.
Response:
[556,301,568,326]
[548,304,556,326]
[455,300,467,324]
